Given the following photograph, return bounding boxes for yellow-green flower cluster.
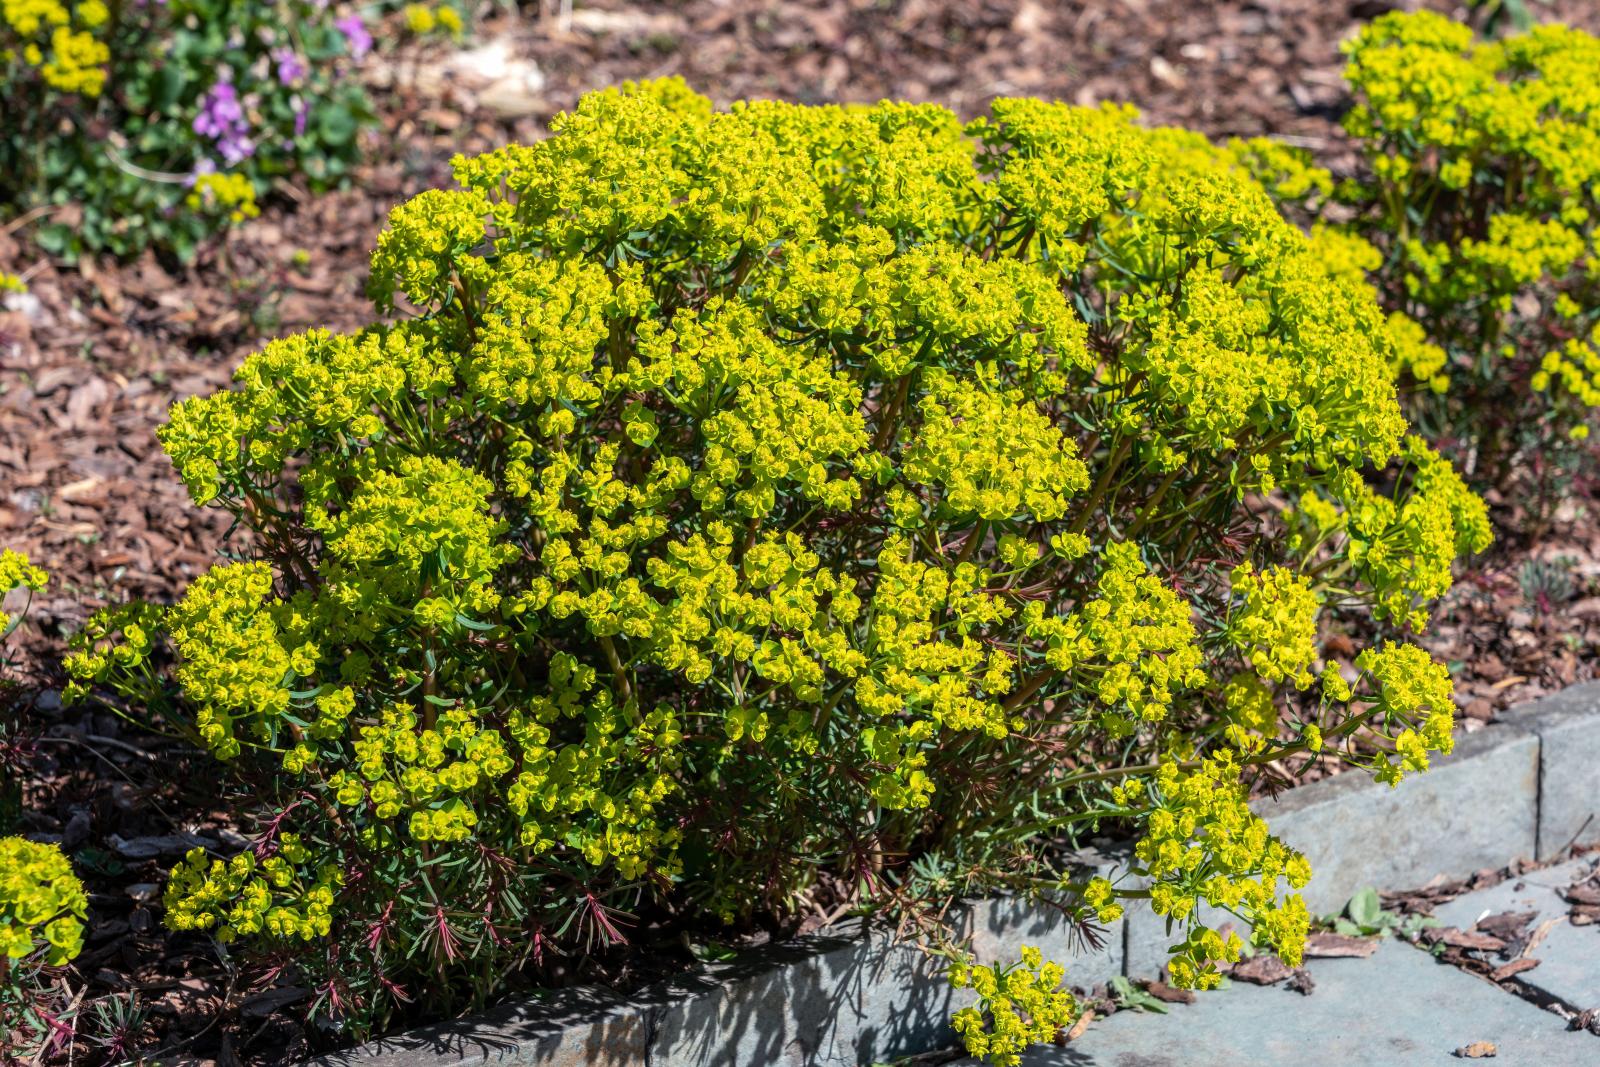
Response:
[61,600,162,705]
[164,562,309,760]
[1124,754,1311,989]
[1342,11,1600,453]
[0,837,86,966]
[185,171,260,226]
[905,371,1088,522]
[0,548,46,639]
[85,80,1486,1043]
[2,0,108,96]
[1357,642,1456,786]
[164,840,340,943]
[949,946,1077,1067]
[1227,564,1320,690]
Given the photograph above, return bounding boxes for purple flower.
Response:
[273,47,307,86]
[334,13,372,60]
[192,81,239,138]
[293,100,309,138]
[185,157,218,186]
[193,78,255,166]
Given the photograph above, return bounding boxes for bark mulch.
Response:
[4,2,1600,1063]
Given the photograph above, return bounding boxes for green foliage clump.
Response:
[67,81,1488,1057]
[1,0,376,259]
[1340,10,1600,481]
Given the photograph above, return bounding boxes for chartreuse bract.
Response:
[65,81,1488,1061]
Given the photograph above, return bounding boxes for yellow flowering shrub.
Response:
[1340,11,1600,480]
[67,82,1488,1053]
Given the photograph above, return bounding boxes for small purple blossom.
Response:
[293,99,309,138]
[334,13,372,60]
[185,157,218,187]
[193,78,255,166]
[273,47,307,86]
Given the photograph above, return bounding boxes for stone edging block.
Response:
[321,685,1600,1061]
[1498,681,1600,860]
[320,854,1124,1066]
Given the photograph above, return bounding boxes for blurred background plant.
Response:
[0,0,398,261]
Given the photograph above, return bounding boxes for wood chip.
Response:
[1229,954,1293,985]
[1490,958,1541,982]
[1430,927,1507,952]
[1564,884,1600,907]
[1454,1042,1497,1059]
[1520,916,1563,958]
[1304,932,1380,958]
[1143,979,1196,1005]
[1473,910,1537,942]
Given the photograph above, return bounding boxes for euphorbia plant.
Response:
[1339,11,1600,490]
[67,82,1488,1060]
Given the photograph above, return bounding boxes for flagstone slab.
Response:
[1432,855,1600,1013]
[997,940,1595,1066]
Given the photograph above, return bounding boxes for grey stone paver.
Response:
[1432,856,1600,1013]
[990,940,1595,1067]
[1500,682,1600,859]
[1248,724,1540,916]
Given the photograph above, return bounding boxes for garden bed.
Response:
[5,3,1600,1065]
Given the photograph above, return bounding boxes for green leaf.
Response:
[1346,886,1381,928]
[688,940,738,962]
[317,103,358,146]
[155,64,185,112]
